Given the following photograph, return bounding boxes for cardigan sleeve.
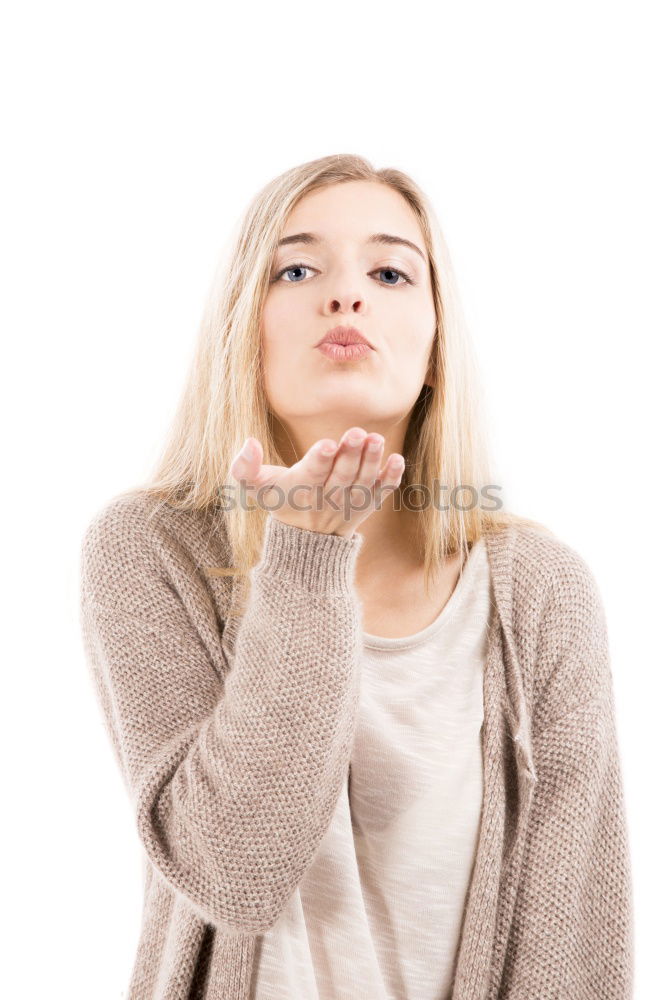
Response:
[79,497,365,935]
[500,550,634,998]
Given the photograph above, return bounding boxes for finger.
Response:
[245,464,291,492]
[340,435,384,515]
[229,438,263,484]
[355,434,385,486]
[377,452,405,482]
[372,454,405,506]
[296,437,341,486]
[326,427,368,489]
[383,455,405,487]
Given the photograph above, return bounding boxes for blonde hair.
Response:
[120,153,549,608]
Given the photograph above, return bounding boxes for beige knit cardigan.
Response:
[79,491,634,1000]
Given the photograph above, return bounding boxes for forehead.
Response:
[279,180,425,251]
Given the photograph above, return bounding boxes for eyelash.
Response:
[271,263,415,286]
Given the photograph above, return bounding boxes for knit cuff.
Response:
[254,515,364,593]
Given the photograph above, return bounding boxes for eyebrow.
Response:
[276,231,427,263]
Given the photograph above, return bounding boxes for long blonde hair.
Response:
[120,153,549,603]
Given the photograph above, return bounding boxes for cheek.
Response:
[405,298,437,354]
[261,296,279,346]
[260,297,309,400]
[387,301,436,357]
[261,294,302,353]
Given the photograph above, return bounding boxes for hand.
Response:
[228,427,405,539]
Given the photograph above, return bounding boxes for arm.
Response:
[80,498,365,934]
[500,554,634,998]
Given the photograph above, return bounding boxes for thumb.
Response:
[229,439,286,491]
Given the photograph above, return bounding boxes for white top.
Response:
[252,537,492,1000]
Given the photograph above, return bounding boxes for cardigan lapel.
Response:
[451,522,538,1000]
[484,522,537,795]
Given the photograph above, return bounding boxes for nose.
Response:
[326,288,367,314]
[329,297,363,313]
[323,261,368,315]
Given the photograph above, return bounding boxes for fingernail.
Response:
[241,439,254,459]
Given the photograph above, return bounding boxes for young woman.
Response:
[80,154,633,1000]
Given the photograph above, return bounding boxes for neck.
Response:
[354,499,422,574]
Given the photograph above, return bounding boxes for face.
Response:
[261,180,437,450]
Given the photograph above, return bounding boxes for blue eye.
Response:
[276,265,314,283]
[376,267,409,286]
[272,264,414,286]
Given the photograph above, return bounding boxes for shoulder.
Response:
[512,521,603,607]
[493,518,611,724]
[79,489,230,612]
[484,516,603,613]
[510,522,606,638]
[81,489,162,550]
[80,491,168,586]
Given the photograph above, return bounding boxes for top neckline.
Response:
[362,537,486,650]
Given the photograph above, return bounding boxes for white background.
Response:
[2,1,662,996]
